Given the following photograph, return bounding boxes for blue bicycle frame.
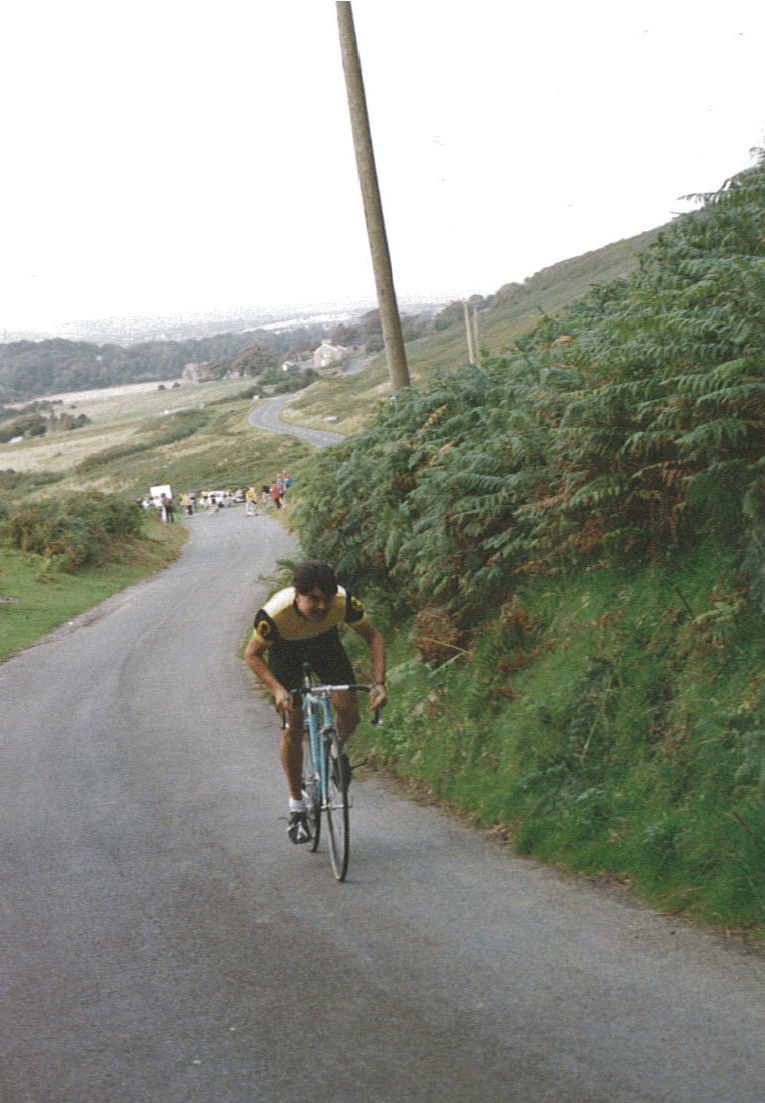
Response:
[289,662,376,880]
[302,685,336,812]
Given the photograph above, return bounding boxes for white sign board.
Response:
[149,484,172,505]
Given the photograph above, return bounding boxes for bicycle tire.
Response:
[302,728,321,853]
[324,729,350,881]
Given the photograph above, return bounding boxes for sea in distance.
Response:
[2,295,443,347]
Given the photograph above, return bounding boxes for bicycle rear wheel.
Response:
[324,729,350,881]
[302,729,321,853]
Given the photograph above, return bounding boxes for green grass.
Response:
[345,544,765,937]
[0,515,187,662]
[3,396,312,501]
[0,385,312,663]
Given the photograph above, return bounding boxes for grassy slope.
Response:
[1,385,312,500]
[343,543,765,937]
[0,517,187,661]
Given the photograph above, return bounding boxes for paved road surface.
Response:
[248,395,345,448]
[2,510,765,1102]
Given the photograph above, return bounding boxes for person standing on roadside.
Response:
[160,493,175,523]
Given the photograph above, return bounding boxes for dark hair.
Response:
[293,559,338,596]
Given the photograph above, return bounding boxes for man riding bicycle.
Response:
[245,560,387,844]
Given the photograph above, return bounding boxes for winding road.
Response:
[2,509,765,1102]
[248,395,345,448]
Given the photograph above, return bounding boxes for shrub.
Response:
[10,493,143,569]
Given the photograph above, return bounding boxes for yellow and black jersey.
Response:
[253,586,367,648]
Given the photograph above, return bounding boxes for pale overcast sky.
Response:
[2,0,764,331]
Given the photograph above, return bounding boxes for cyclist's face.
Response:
[295,586,333,621]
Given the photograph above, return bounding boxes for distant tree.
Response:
[229,345,281,377]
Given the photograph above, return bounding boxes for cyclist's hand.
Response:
[275,686,294,713]
[369,682,387,710]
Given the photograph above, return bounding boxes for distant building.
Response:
[312,340,349,370]
[181,361,214,384]
[181,363,202,384]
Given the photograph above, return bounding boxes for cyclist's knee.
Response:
[334,694,359,736]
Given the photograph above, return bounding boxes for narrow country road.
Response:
[2,510,765,1102]
[248,395,345,447]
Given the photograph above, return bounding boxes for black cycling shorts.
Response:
[268,627,355,691]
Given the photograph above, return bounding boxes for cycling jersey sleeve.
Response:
[253,608,278,647]
[345,591,367,624]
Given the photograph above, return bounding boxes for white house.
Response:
[312,340,349,370]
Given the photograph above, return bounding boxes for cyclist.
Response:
[244,559,387,844]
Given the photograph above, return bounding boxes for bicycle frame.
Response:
[301,683,338,813]
[286,662,376,880]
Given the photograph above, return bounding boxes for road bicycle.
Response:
[286,663,378,881]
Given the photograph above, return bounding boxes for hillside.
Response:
[283,226,662,434]
[5,177,764,937]
[1,226,660,415]
[293,154,765,935]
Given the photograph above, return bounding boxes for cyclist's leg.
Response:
[269,642,306,800]
[280,703,305,800]
[332,690,359,744]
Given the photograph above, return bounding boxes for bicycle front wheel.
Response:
[302,729,321,853]
[324,730,350,881]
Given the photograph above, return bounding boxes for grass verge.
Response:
[343,544,765,940]
[0,515,187,662]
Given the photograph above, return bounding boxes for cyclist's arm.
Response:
[244,632,293,711]
[350,619,387,708]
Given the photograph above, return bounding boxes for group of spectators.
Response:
[264,471,292,511]
[136,473,293,522]
[137,493,176,522]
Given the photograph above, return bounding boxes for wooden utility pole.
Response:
[463,300,476,365]
[336,1,411,391]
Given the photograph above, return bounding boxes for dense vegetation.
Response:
[0,406,91,442]
[297,151,765,933]
[8,493,143,569]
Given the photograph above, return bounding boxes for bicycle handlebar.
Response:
[280,683,382,728]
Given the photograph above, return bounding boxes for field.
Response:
[1,378,307,499]
[0,376,309,662]
[0,519,187,661]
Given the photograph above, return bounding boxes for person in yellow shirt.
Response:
[245,560,387,844]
